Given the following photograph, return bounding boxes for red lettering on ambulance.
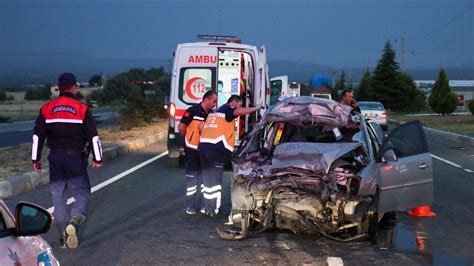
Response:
[188,55,217,64]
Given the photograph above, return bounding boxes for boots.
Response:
[65,216,84,249]
[58,230,68,249]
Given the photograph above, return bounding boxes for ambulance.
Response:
[269,76,301,105]
[166,35,270,166]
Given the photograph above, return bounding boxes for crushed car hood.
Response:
[271,142,362,174]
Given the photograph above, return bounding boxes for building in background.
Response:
[415,80,474,111]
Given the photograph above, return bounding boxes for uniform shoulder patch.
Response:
[184,111,190,117]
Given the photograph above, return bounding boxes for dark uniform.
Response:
[199,104,237,215]
[32,91,102,234]
[180,103,208,211]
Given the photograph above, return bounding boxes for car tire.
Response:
[168,156,180,167]
[367,192,379,239]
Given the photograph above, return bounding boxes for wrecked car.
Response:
[218,96,433,241]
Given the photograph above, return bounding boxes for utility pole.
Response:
[367,55,371,72]
[399,38,414,72]
[330,69,337,88]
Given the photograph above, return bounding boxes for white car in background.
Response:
[358,101,388,131]
[0,200,59,265]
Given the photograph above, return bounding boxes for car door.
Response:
[377,121,433,212]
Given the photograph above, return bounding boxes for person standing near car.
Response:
[198,95,263,217]
[341,89,361,114]
[178,90,218,214]
[31,72,102,249]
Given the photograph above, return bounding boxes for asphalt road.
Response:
[5,133,474,265]
[0,112,118,148]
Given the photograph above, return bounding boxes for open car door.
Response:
[377,121,433,212]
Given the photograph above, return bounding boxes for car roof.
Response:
[265,96,359,129]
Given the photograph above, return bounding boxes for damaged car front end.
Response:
[218,97,433,241]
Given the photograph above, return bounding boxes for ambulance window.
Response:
[179,67,216,104]
[270,80,282,105]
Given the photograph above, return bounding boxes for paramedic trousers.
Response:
[200,148,228,214]
[185,148,201,210]
[48,150,91,230]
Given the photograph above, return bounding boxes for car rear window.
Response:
[359,102,385,111]
[179,67,216,104]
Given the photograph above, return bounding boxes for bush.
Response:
[0,116,10,123]
[76,91,84,100]
[468,100,474,115]
[7,95,15,101]
[24,89,42,100]
[0,90,6,101]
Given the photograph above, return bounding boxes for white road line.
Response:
[464,169,474,173]
[18,128,32,132]
[431,154,462,168]
[47,151,168,213]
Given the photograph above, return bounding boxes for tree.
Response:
[24,89,41,100]
[76,91,84,100]
[467,100,474,115]
[354,69,372,100]
[398,72,426,112]
[39,83,52,100]
[89,75,103,86]
[0,90,6,101]
[429,68,458,115]
[371,41,403,111]
[300,83,311,96]
[332,70,346,101]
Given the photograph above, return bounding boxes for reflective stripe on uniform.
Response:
[193,116,205,121]
[202,185,222,193]
[92,135,102,161]
[202,191,221,212]
[200,136,234,152]
[32,135,39,161]
[185,139,199,150]
[45,118,83,124]
[187,185,197,191]
[187,189,197,196]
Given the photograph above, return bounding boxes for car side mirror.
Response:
[15,202,52,236]
[381,149,397,163]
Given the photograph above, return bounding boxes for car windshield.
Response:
[359,102,385,111]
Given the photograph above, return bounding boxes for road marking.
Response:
[47,151,168,213]
[431,154,462,168]
[18,128,32,132]
[327,257,344,266]
[464,169,474,173]
[0,146,12,151]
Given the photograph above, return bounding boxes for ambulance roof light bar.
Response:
[197,35,241,43]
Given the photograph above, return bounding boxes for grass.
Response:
[0,121,166,181]
[390,114,474,137]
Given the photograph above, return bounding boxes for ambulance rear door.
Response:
[258,45,270,113]
[173,45,218,128]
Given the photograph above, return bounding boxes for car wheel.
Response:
[367,192,379,238]
[168,156,180,167]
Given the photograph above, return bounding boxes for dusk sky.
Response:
[1,0,473,69]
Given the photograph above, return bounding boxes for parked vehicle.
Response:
[0,200,59,265]
[269,76,300,105]
[218,96,433,241]
[358,101,388,131]
[311,93,332,100]
[166,35,270,166]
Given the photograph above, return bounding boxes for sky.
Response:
[1,0,473,70]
